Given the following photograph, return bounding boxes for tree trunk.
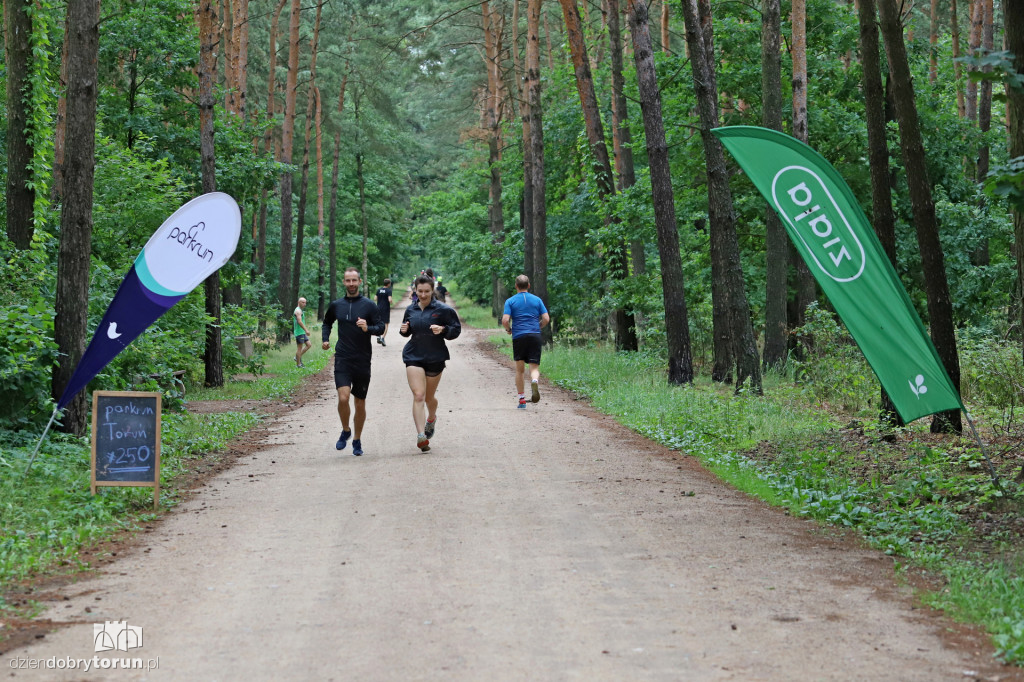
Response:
[52,21,71,204]
[1006,0,1024,361]
[761,0,787,371]
[609,0,646,344]
[357,151,369,293]
[858,0,903,427]
[527,0,550,344]
[278,0,301,339]
[52,0,100,435]
[789,0,816,331]
[661,0,670,53]
[679,0,762,393]
[199,0,223,388]
[627,0,694,384]
[877,0,962,433]
[558,0,635,350]
[5,0,35,249]
[951,0,966,117]
[483,1,509,317]
[259,0,287,279]
[976,0,994,181]
[965,0,983,121]
[327,70,348,305]
[972,0,993,266]
[315,87,326,319]
[514,0,535,285]
[928,0,938,84]
[292,0,323,309]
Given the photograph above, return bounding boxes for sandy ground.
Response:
[3,306,1021,681]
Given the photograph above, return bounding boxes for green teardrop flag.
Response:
[712,125,962,423]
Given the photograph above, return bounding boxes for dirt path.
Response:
[3,315,1018,680]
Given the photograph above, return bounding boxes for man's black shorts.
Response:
[334,358,371,399]
[378,306,391,324]
[512,333,543,365]
[295,334,309,345]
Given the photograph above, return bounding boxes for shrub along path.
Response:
[3,325,1017,680]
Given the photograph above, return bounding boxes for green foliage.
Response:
[0,409,257,592]
[0,303,59,429]
[790,303,878,414]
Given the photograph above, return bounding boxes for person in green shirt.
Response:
[294,297,311,367]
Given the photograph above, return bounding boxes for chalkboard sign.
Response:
[91,391,161,507]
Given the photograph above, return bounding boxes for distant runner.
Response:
[322,267,384,456]
[293,297,311,368]
[502,275,550,409]
[375,278,394,346]
[400,274,461,452]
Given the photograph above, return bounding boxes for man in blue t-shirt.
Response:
[502,274,550,409]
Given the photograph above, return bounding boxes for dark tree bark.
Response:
[951,0,966,117]
[52,21,70,204]
[292,0,323,310]
[627,0,694,384]
[256,0,287,297]
[877,0,962,433]
[558,0,635,350]
[1006,0,1024,361]
[857,0,903,427]
[5,0,35,248]
[527,0,550,344]
[513,0,535,284]
[52,0,100,435]
[761,0,788,371]
[278,0,301,339]
[607,0,645,282]
[972,0,994,266]
[199,0,223,388]
[789,0,816,333]
[327,69,348,306]
[679,0,762,393]
[482,1,510,317]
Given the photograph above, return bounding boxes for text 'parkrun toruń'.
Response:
[772,167,866,283]
[166,220,215,263]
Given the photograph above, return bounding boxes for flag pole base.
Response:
[23,408,60,476]
[963,410,1002,492]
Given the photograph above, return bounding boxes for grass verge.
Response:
[465,298,1024,665]
[0,338,322,616]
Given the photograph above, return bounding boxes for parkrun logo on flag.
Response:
[167,221,215,263]
[772,166,866,283]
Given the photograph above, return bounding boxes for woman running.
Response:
[400,274,462,451]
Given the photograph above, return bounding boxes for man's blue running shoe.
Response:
[336,429,351,451]
[352,439,363,456]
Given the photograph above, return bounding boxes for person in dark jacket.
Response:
[400,274,461,452]
[321,267,384,456]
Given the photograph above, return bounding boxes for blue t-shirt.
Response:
[503,291,548,339]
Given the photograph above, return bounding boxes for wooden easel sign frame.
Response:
[91,391,162,509]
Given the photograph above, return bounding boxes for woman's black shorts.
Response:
[405,361,446,377]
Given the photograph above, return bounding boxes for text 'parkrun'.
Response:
[166,221,215,263]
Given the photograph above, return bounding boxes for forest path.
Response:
[4,303,1015,681]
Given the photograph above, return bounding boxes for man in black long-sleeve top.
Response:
[321,267,384,456]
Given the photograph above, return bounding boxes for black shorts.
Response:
[295,334,309,345]
[405,361,446,377]
[378,306,391,323]
[512,334,543,365]
[334,358,371,399]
